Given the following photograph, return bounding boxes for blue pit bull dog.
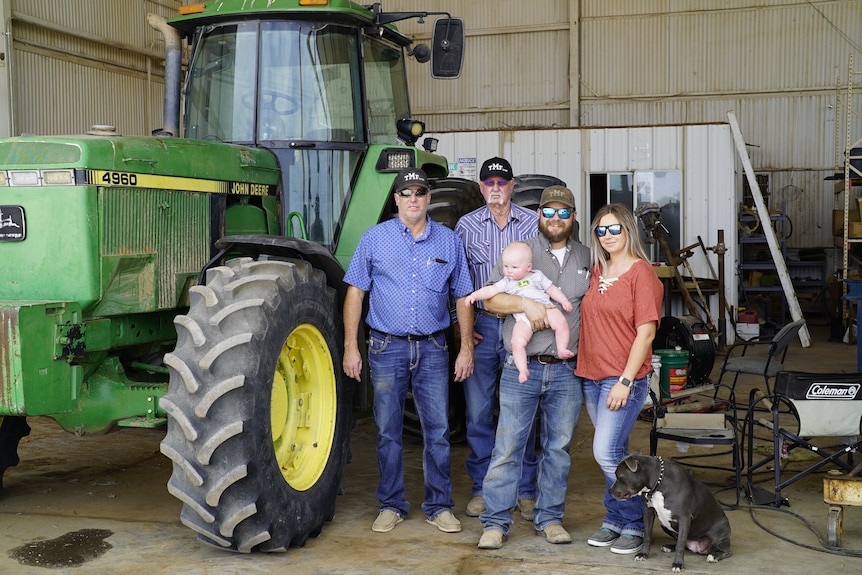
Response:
[610,454,732,572]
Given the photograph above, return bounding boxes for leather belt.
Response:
[475,308,506,319]
[372,329,444,342]
[528,354,572,364]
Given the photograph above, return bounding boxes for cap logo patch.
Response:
[486,163,507,173]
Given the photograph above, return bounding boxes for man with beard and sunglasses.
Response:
[475,185,591,550]
[343,167,475,536]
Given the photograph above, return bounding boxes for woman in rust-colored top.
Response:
[576,203,663,555]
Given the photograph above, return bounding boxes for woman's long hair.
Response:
[589,203,650,275]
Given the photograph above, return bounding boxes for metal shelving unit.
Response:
[835,55,862,325]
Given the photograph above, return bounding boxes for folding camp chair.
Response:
[746,371,862,507]
[717,319,805,396]
[648,385,743,506]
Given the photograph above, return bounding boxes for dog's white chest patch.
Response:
[650,492,676,532]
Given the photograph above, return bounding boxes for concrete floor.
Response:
[0,320,861,574]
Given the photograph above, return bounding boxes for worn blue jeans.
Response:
[480,356,582,534]
[582,375,649,537]
[463,313,538,499]
[368,329,453,519]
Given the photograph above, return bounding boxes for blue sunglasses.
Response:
[595,224,623,237]
[540,207,573,220]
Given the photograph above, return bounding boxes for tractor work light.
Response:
[5,169,75,186]
[42,170,75,185]
[8,170,39,186]
[396,119,425,146]
[375,148,414,172]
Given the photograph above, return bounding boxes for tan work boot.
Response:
[426,510,462,533]
[371,510,403,533]
[538,523,572,544]
[466,495,485,517]
[477,529,506,549]
[518,498,536,521]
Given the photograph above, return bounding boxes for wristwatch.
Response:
[618,377,632,388]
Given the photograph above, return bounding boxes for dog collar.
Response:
[644,456,665,501]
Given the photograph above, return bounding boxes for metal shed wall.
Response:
[395,0,861,252]
[2,0,180,137]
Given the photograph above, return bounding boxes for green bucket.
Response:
[654,348,689,398]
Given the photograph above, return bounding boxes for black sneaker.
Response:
[610,534,643,554]
[587,528,620,547]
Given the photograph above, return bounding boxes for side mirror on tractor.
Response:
[431,18,465,79]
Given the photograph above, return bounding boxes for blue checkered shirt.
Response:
[454,203,538,310]
[344,216,473,336]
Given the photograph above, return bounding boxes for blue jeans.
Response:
[463,313,538,499]
[480,356,582,534]
[368,330,453,519]
[582,375,649,537]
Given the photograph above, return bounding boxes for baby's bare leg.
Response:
[546,309,574,358]
[511,320,533,383]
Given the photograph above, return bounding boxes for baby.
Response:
[465,241,574,383]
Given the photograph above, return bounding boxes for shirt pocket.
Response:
[467,241,492,267]
[422,259,454,293]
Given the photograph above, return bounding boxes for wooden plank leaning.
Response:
[727,110,811,347]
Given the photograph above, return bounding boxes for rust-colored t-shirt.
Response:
[575,259,663,381]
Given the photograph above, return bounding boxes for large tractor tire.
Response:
[511,174,580,239]
[427,177,485,229]
[0,416,30,489]
[159,256,351,553]
[511,174,567,211]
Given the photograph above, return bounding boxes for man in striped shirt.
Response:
[454,157,539,521]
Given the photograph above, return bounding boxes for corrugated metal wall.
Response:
[393,0,862,252]
[4,0,181,137]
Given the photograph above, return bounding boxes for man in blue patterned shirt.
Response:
[343,166,475,536]
[454,157,539,521]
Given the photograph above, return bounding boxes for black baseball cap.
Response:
[393,167,430,193]
[479,157,513,181]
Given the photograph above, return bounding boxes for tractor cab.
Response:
[171,3,465,252]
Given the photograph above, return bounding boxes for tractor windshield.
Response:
[184,19,412,251]
[185,21,366,144]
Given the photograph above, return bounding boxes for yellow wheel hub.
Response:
[271,323,337,491]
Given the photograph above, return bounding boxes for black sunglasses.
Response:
[595,224,623,237]
[397,188,429,197]
[540,207,573,220]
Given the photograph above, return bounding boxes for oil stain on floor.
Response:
[8,528,113,568]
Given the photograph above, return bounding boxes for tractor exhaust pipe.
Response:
[147,13,181,137]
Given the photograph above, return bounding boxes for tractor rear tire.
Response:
[511,174,567,211]
[0,416,30,489]
[427,177,485,229]
[159,256,351,552]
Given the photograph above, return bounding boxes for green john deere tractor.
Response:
[0,0,482,553]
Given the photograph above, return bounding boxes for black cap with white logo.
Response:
[393,167,430,193]
[479,157,513,181]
